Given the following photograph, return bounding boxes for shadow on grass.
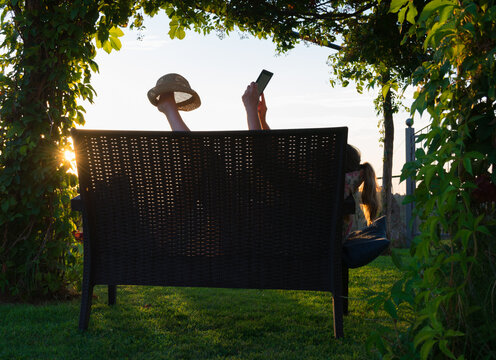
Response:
[0,256,399,360]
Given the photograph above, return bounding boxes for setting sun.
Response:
[64,150,75,162]
[63,149,77,175]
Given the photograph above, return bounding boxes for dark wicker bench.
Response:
[71,127,350,338]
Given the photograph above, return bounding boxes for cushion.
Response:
[342,216,390,268]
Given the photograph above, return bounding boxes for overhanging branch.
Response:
[293,31,342,50]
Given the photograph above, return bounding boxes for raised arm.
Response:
[242,84,269,130]
[242,82,262,130]
[258,93,270,130]
[157,92,190,131]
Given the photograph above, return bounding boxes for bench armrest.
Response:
[71,195,83,212]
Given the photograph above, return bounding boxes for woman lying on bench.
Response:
[148,73,381,239]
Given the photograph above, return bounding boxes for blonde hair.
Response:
[359,162,381,225]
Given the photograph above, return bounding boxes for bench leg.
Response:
[108,285,116,305]
[332,262,346,338]
[79,282,94,331]
[333,294,344,338]
[342,265,349,315]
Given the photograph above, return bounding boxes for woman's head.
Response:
[345,144,381,225]
[345,145,361,173]
[359,163,381,224]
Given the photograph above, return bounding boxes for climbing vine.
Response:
[367,1,496,358]
[0,0,128,300]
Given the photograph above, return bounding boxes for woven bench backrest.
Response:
[72,128,347,292]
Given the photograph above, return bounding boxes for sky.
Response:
[80,13,430,194]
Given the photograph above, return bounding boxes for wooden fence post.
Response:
[405,119,416,247]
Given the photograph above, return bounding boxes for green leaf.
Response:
[420,339,436,360]
[419,0,458,23]
[439,339,456,359]
[168,23,177,39]
[464,2,477,16]
[424,165,437,187]
[176,27,186,40]
[383,299,398,319]
[391,249,406,270]
[477,225,491,236]
[406,3,418,24]
[465,151,484,160]
[414,326,436,348]
[70,7,79,20]
[382,84,390,99]
[398,6,408,24]
[445,329,465,337]
[457,229,472,249]
[109,26,124,37]
[102,41,112,54]
[390,0,409,13]
[165,6,174,17]
[439,5,454,23]
[445,330,464,337]
[489,85,496,100]
[391,279,410,305]
[109,36,122,51]
[462,157,472,175]
[424,22,446,49]
[89,61,99,73]
[1,8,8,25]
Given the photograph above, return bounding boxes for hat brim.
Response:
[147,85,201,112]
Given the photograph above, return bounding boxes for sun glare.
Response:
[63,150,77,175]
[64,150,75,162]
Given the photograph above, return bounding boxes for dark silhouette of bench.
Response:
[71,127,349,338]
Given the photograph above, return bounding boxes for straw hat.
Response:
[147,73,201,111]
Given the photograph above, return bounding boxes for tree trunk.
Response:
[382,83,394,241]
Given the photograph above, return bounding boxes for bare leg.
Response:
[157,92,190,131]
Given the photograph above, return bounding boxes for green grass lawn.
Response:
[0,256,402,360]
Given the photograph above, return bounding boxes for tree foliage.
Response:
[367,1,496,358]
[0,0,129,300]
[328,0,427,243]
[135,0,376,51]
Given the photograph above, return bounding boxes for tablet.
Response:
[255,69,273,95]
